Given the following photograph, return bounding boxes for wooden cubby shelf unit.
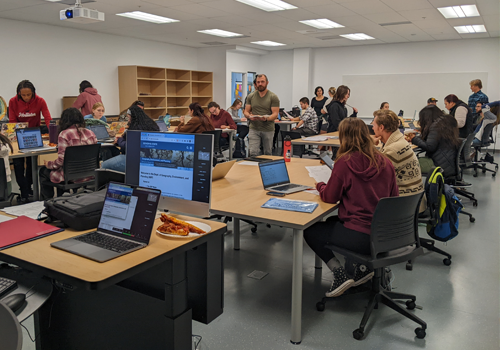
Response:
[119,66,213,118]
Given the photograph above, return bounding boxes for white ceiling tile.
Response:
[411,18,453,30]
[487,30,500,37]
[304,3,359,18]
[428,0,476,7]
[430,32,462,40]
[141,0,189,6]
[458,32,491,39]
[399,8,445,21]
[380,0,434,11]
[476,0,500,15]
[210,15,257,26]
[363,11,410,24]
[483,15,500,32]
[290,0,333,7]
[447,17,486,26]
[341,0,394,15]
[168,3,230,17]
[274,8,321,21]
[138,7,205,21]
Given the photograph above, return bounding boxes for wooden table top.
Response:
[9,140,58,160]
[291,132,340,147]
[211,157,338,230]
[0,214,226,289]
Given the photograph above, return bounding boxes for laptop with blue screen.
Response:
[16,127,56,153]
[258,159,310,194]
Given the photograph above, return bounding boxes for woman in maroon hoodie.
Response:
[9,80,52,202]
[72,80,102,116]
[304,117,399,298]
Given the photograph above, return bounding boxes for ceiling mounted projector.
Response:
[60,0,104,24]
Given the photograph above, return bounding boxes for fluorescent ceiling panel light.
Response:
[454,25,487,33]
[236,0,297,12]
[116,11,179,24]
[299,19,344,29]
[340,33,374,40]
[198,29,243,37]
[45,0,63,2]
[251,40,286,46]
[438,5,480,19]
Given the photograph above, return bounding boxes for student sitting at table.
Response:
[290,97,319,136]
[101,106,159,173]
[39,108,97,200]
[208,101,237,147]
[84,102,107,123]
[227,99,245,123]
[304,118,399,298]
[175,102,214,134]
[0,134,13,197]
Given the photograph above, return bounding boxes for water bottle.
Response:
[48,121,58,144]
[164,114,171,129]
[284,135,292,162]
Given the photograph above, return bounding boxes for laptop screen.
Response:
[16,128,43,149]
[259,160,290,188]
[88,125,110,140]
[98,183,160,243]
[155,120,168,132]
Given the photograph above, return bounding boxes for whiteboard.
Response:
[343,72,488,119]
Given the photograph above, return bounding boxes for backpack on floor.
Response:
[425,167,463,242]
[232,138,247,159]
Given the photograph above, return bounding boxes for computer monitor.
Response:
[125,131,213,217]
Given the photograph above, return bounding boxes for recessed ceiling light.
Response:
[198,29,243,37]
[340,33,375,40]
[454,25,487,34]
[299,19,344,29]
[45,0,63,2]
[236,0,297,12]
[251,40,286,46]
[438,5,480,19]
[116,11,179,24]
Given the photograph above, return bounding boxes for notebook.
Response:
[87,125,115,143]
[212,160,236,181]
[258,159,310,194]
[0,216,63,250]
[51,183,161,263]
[16,127,56,153]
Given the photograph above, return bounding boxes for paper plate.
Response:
[156,221,211,239]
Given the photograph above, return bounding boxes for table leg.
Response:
[315,254,322,269]
[229,132,234,160]
[291,229,303,344]
[31,155,39,201]
[233,218,240,250]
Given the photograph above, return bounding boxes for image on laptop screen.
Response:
[16,128,43,149]
[98,183,159,242]
[260,160,289,188]
[89,125,109,140]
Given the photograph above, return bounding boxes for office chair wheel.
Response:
[493,172,496,177]
[473,201,478,207]
[469,216,475,223]
[406,300,416,310]
[473,173,478,177]
[495,165,499,171]
[353,329,364,340]
[443,258,452,266]
[482,169,487,173]
[406,262,413,271]
[415,327,426,339]
[251,227,257,233]
[316,301,325,312]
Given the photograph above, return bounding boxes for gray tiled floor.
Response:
[18,168,500,350]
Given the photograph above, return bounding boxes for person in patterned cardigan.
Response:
[372,109,423,196]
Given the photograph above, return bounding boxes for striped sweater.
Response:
[380,131,423,196]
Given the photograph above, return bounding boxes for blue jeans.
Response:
[101,155,126,173]
[472,138,482,147]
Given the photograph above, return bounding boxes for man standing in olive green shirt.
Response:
[244,74,280,156]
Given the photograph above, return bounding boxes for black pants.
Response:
[39,166,64,200]
[13,158,33,198]
[295,127,316,137]
[304,216,371,264]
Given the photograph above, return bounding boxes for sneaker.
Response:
[352,264,374,287]
[325,267,354,297]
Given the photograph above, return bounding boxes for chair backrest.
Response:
[370,193,423,258]
[94,168,125,191]
[62,144,101,183]
[480,122,496,145]
[236,124,249,139]
[0,158,7,200]
[202,130,222,154]
[0,301,23,350]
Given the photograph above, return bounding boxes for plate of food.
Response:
[157,214,211,239]
[41,133,50,140]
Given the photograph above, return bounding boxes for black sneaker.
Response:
[325,267,354,297]
[352,264,374,287]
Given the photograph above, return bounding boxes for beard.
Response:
[257,85,266,91]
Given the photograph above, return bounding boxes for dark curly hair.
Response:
[59,108,86,133]
[16,80,36,100]
[128,106,160,132]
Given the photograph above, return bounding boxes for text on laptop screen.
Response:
[260,160,290,188]
[98,183,159,242]
[89,125,109,140]
[16,128,43,149]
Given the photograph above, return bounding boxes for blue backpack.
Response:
[425,167,463,242]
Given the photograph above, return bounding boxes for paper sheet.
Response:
[238,161,259,166]
[0,216,14,223]
[305,165,332,184]
[0,201,47,220]
[303,136,329,141]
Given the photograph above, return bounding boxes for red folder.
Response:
[0,216,63,250]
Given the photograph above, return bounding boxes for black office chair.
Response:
[280,130,304,157]
[40,144,101,197]
[232,125,249,159]
[203,130,225,164]
[0,158,18,208]
[94,168,125,191]
[316,193,427,340]
[471,123,498,177]
[0,301,22,350]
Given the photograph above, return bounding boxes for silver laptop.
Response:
[51,183,161,263]
[88,125,115,143]
[258,159,310,194]
[16,127,56,153]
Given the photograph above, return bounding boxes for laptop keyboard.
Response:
[75,232,141,253]
[0,277,17,299]
[271,183,303,191]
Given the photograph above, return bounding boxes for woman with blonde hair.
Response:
[84,102,107,123]
[304,117,399,298]
[228,98,243,123]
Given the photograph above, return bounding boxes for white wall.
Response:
[259,50,294,110]
[225,51,261,108]
[198,47,226,109]
[0,18,198,118]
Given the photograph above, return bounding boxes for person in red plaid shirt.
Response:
[39,108,97,199]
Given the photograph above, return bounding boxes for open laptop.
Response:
[51,182,161,263]
[87,125,115,143]
[155,120,168,132]
[212,160,236,181]
[258,159,310,194]
[16,127,56,153]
